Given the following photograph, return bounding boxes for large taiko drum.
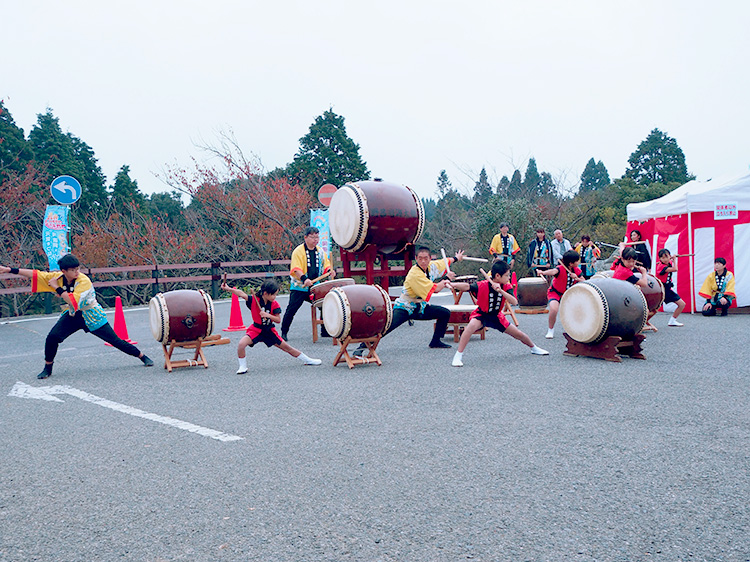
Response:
[310,278,355,306]
[516,277,549,308]
[149,289,215,345]
[635,272,665,312]
[559,278,648,344]
[322,284,393,340]
[328,179,425,254]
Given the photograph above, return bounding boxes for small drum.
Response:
[453,275,478,283]
[328,179,425,254]
[322,284,393,340]
[444,304,477,325]
[310,278,355,306]
[636,273,665,312]
[559,278,648,344]
[516,277,549,308]
[149,289,215,345]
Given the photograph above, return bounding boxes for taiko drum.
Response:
[322,284,393,341]
[149,289,215,344]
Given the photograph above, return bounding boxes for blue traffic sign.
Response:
[50,175,83,205]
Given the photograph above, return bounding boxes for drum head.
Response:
[149,293,168,343]
[329,184,368,251]
[559,283,607,343]
[322,288,349,339]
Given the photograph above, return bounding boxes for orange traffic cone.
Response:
[223,293,247,331]
[511,272,517,297]
[106,296,137,345]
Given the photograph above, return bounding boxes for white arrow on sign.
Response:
[9,381,243,442]
[52,180,78,198]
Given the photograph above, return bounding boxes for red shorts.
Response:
[245,326,283,347]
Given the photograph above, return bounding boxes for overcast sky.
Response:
[3,1,749,201]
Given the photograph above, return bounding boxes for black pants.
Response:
[280,290,329,337]
[386,304,450,344]
[45,312,141,363]
[702,302,730,317]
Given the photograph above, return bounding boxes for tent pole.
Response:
[688,210,695,313]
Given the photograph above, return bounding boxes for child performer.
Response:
[656,249,686,326]
[0,255,154,379]
[537,250,584,339]
[450,260,548,367]
[574,235,600,279]
[221,280,321,373]
[612,246,650,288]
[699,257,736,316]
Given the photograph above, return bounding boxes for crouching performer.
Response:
[0,255,153,379]
[450,260,549,367]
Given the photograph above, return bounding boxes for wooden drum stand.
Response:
[332,335,383,369]
[161,334,230,372]
[563,333,646,363]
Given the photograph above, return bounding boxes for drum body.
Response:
[322,284,393,340]
[444,304,477,324]
[559,278,648,344]
[517,277,548,307]
[635,273,665,312]
[591,269,614,280]
[328,179,425,254]
[310,278,355,306]
[149,289,215,344]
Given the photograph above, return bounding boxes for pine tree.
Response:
[436,169,452,197]
[473,167,492,205]
[0,101,34,174]
[624,128,693,186]
[285,109,369,189]
[111,165,146,211]
[580,158,611,191]
[507,169,523,199]
[523,158,541,197]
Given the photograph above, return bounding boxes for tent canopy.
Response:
[627,173,750,221]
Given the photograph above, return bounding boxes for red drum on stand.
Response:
[322,284,393,340]
[635,272,665,312]
[444,304,476,325]
[328,179,425,254]
[149,289,215,344]
[310,278,355,306]
[516,277,548,308]
[559,278,648,344]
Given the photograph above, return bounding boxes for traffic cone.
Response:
[106,296,137,346]
[223,293,247,331]
[511,272,517,297]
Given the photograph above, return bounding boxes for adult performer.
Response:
[526,228,553,269]
[280,226,334,341]
[488,222,520,267]
[450,259,549,367]
[699,257,736,316]
[550,229,572,263]
[574,235,601,279]
[627,229,652,270]
[354,247,464,355]
[0,255,154,379]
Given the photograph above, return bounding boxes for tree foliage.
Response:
[579,158,610,192]
[472,166,492,205]
[624,128,693,186]
[284,109,370,189]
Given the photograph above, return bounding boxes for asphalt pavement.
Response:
[1,291,748,562]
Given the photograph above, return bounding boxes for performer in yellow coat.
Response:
[1,254,153,379]
[699,257,736,316]
[488,222,520,267]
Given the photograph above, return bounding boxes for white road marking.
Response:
[8,381,244,442]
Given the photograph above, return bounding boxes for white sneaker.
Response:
[236,367,248,374]
[530,346,549,356]
[302,357,322,365]
[452,354,463,367]
[668,318,683,327]
[545,328,554,339]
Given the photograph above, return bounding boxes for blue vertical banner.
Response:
[310,209,330,259]
[42,205,71,271]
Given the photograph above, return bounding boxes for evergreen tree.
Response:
[507,169,523,199]
[497,175,510,196]
[580,158,611,191]
[285,109,369,189]
[0,101,34,174]
[624,128,693,186]
[436,169,452,197]
[473,166,492,205]
[523,158,541,197]
[111,165,146,211]
[147,191,186,230]
[27,110,108,211]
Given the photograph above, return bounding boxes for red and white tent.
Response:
[626,173,750,312]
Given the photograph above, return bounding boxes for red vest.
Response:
[476,280,511,315]
[549,265,582,296]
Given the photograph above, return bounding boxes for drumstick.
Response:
[672,253,695,258]
[595,241,619,249]
[441,248,452,277]
[462,256,489,263]
[309,271,333,285]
